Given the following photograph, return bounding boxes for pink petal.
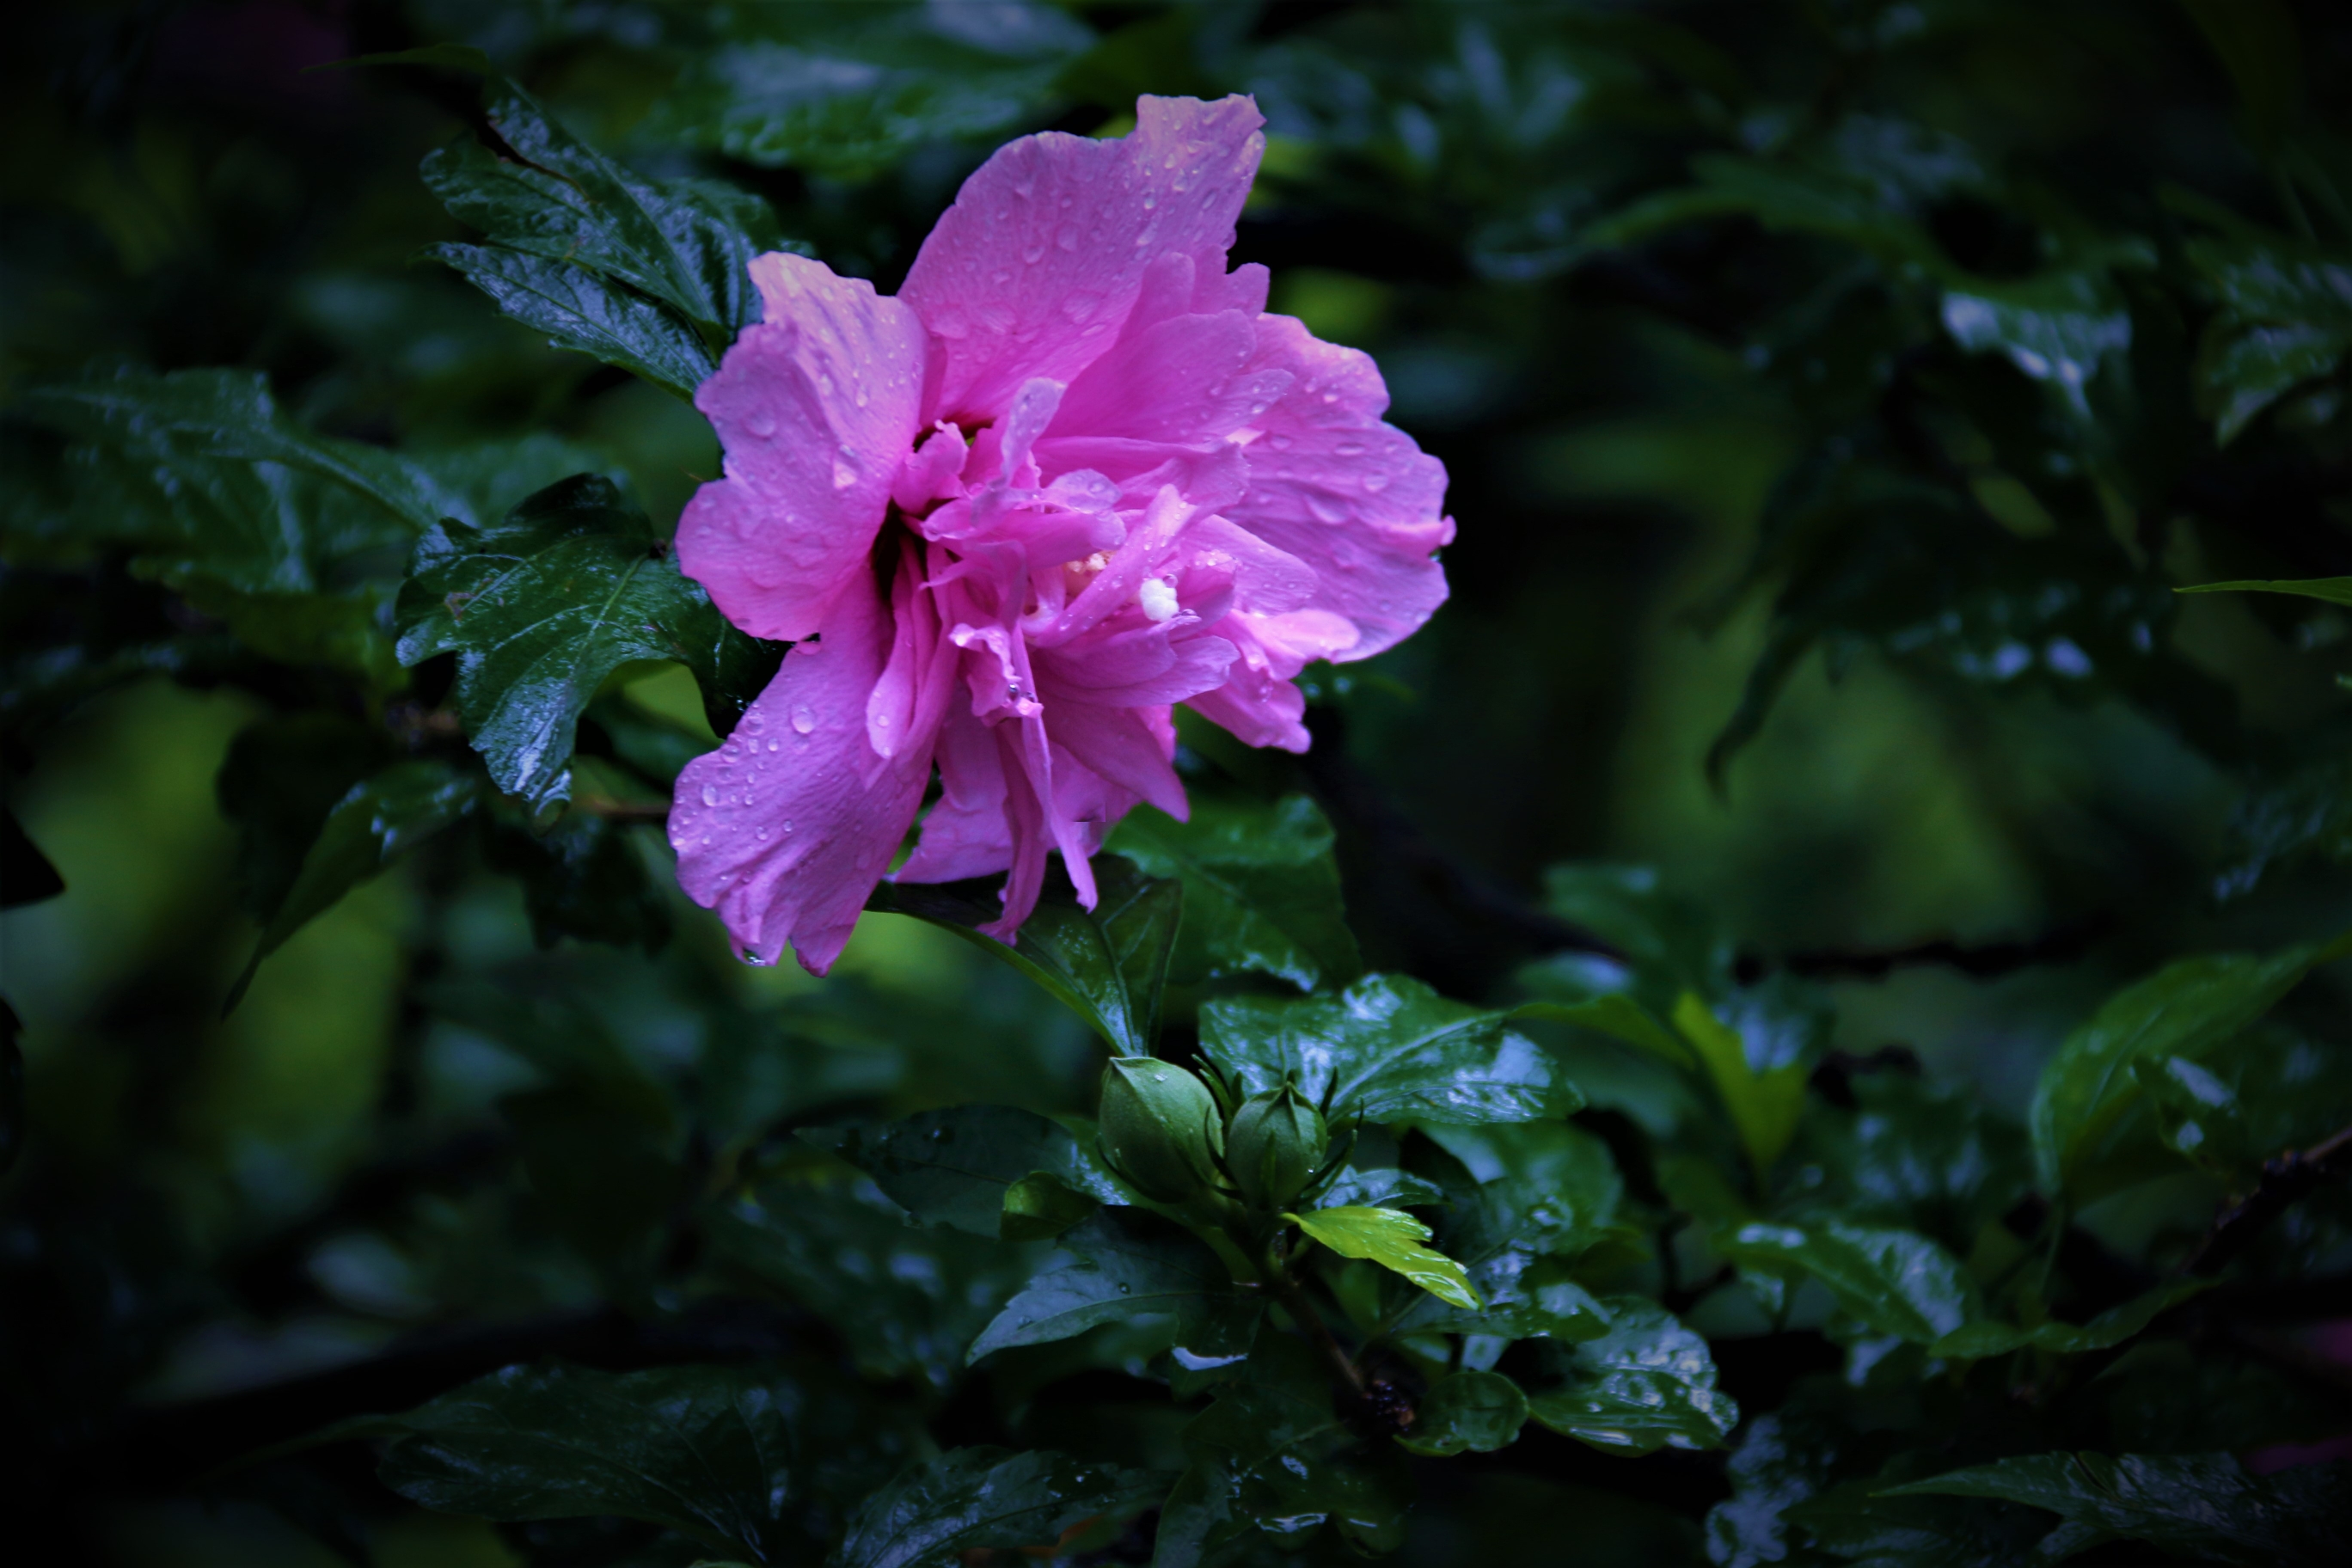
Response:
[669,578,932,976]
[894,704,1015,885]
[1229,313,1454,659]
[677,254,927,643]
[1043,699,1187,818]
[1050,307,1287,445]
[899,95,1265,425]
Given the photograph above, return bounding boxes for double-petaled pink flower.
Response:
[669,95,1451,973]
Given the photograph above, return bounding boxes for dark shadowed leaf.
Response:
[644,3,1093,180]
[1929,1279,2212,1361]
[705,1180,1034,1392]
[215,714,397,922]
[481,807,671,952]
[395,475,773,812]
[1391,1122,1625,1339]
[1396,1370,1528,1457]
[869,861,1180,1055]
[1523,1297,1738,1456]
[804,1104,1124,1239]
[2030,938,2350,1197]
[1157,1333,1411,1564]
[1107,793,1360,991]
[1718,1220,1980,1344]
[1885,1451,2350,1566]
[968,1208,1228,1361]
[225,761,481,1012]
[1199,974,1571,1125]
[370,1361,911,1564]
[2180,576,2352,607]
[832,1447,1161,1568]
[1,804,64,909]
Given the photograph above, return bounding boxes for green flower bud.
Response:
[1226,1083,1328,1210]
[1098,1057,1226,1204]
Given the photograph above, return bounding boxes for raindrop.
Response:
[701,785,720,806]
[1363,474,1389,493]
[748,413,776,438]
[792,706,817,733]
[1022,242,1044,264]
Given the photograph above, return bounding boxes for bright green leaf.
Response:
[1290,1205,1479,1311]
[1675,991,1810,1182]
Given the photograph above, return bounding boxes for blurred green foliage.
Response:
[3,1,2351,1565]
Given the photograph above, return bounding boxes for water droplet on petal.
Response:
[791,706,817,734]
[701,785,720,806]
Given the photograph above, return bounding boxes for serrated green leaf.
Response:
[704,1180,1033,1392]
[224,761,481,1013]
[368,1361,911,1564]
[1718,1219,1980,1344]
[1107,793,1360,991]
[427,242,720,399]
[869,860,1180,1055]
[832,1447,1161,1568]
[394,474,772,812]
[1395,1369,1528,1457]
[1199,974,1571,1126]
[801,1105,1122,1239]
[1884,1451,2349,1566]
[969,1208,1227,1361]
[2030,938,2349,1198]
[1524,1297,1738,1455]
[426,83,787,335]
[1291,1205,1479,1310]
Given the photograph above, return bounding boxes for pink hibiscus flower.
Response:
[668,95,1452,974]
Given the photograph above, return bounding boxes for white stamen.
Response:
[1138,578,1179,622]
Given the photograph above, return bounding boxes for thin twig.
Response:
[2186,1121,2352,1277]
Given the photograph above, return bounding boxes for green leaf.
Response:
[215,714,397,922]
[1199,974,1572,1126]
[1106,793,1361,991]
[799,1105,1122,1240]
[1674,992,1810,1182]
[2179,576,2352,607]
[1834,1076,2036,1252]
[1884,1451,2350,1566]
[2030,938,2349,1197]
[394,475,772,813]
[1391,1122,1624,1339]
[1158,1334,1411,1563]
[1001,1173,1102,1243]
[1537,862,1729,1009]
[426,81,787,335]
[481,805,670,952]
[20,365,462,532]
[224,761,481,1013]
[1291,1205,1479,1310]
[1929,1278,2213,1360]
[832,1447,1161,1568]
[1717,1219,1980,1344]
[1317,1166,1449,1210]
[2182,236,2352,444]
[426,243,720,400]
[1524,1297,1738,1456]
[968,1208,1228,1361]
[1395,1370,1528,1457]
[369,1361,911,1564]
[1514,995,1694,1069]
[869,860,1180,1055]
[644,3,1094,181]
[704,1180,1034,1392]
